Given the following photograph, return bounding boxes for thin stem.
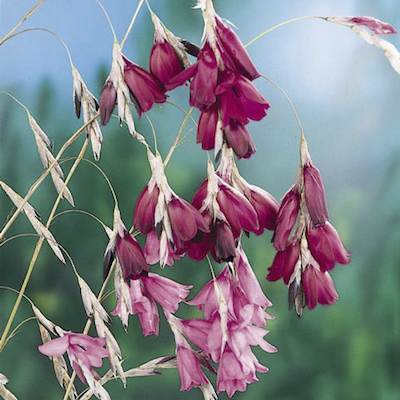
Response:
[0,0,45,46]
[164,107,194,166]
[245,16,323,48]
[144,114,158,153]
[95,0,118,42]
[0,233,39,248]
[62,262,116,400]
[1,28,74,67]
[120,0,145,49]
[3,317,36,346]
[260,74,304,135]
[0,113,98,242]
[52,209,108,233]
[166,100,198,128]
[0,139,89,352]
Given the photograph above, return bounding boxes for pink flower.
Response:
[273,187,301,251]
[176,345,208,391]
[133,185,160,234]
[123,56,166,115]
[144,229,178,266]
[301,265,339,309]
[303,162,329,226]
[99,80,117,125]
[166,42,218,110]
[306,222,350,272]
[39,332,108,384]
[115,232,148,281]
[343,16,397,35]
[214,220,237,262]
[215,17,260,80]
[113,272,191,336]
[150,39,184,85]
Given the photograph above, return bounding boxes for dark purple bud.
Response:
[124,58,166,115]
[103,247,115,280]
[214,220,237,262]
[115,232,148,281]
[303,163,329,226]
[302,265,339,310]
[99,80,117,125]
[74,90,82,119]
[133,185,160,234]
[273,187,301,251]
[267,241,300,284]
[215,17,260,80]
[181,40,201,57]
[197,105,218,151]
[150,40,184,85]
[306,222,350,272]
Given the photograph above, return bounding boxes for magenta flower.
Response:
[301,265,339,309]
[303,162,329,226]
[123,56,166,115]
[272,187,301,251]
[115,232,148,281]
[39,332,108,384]
[215,17,260,81]
[223,120,256,159]
[150,39,184,85]
[133,185,160,234]
[217,70,270,126]
[197,105,219,151]
[99,80,117,125]
[166,41,218,110]
[306,222,350,272]
[267,241,300,285]
[113,271,191,336]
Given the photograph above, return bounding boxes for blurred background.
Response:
[0,0,399,399]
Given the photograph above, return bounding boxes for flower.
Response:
[215,17,260,80]
[166,41,218,110]
[103,207,148,281]
[113,271,191,336]
[124,56,167,115]
[39,332,108,385]
[149,11,187,85]
[327,16,397,35]
[133,151,208,266]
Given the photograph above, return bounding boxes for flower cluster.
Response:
[166,249,276,397]
[267,136,350,315]
[165,0,268,159]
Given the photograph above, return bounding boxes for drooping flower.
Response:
[267,135,350,315]
[149,10,188,85]
[327,16,397,35]
[113,270,191,336]
[39,332,108,386]
[166,41,218,110]
[133,150,209,266]
[123,56,167,115]
[215,17,260,80]
[103,207,148,282]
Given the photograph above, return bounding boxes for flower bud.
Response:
[99,80,117,125]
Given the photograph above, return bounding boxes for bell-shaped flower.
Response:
[123,56,167,115]
[215,17,260,80]
[39,332,109,386]
[149,11,187,85]
[166,41,218,110]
